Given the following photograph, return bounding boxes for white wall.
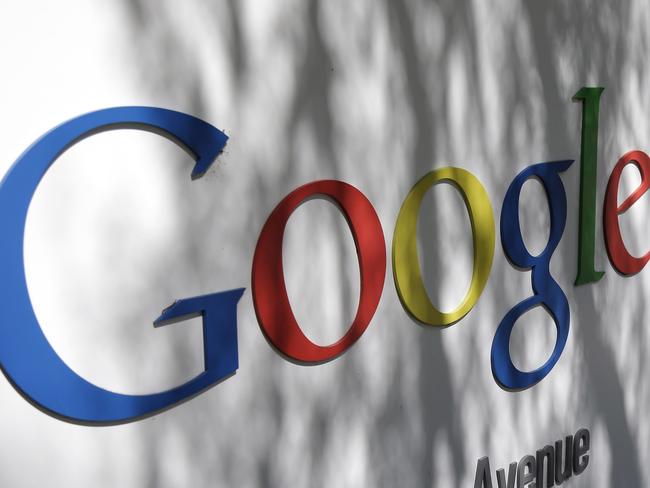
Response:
[0,1,647,486]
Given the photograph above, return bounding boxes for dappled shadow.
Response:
[99,0,650,486]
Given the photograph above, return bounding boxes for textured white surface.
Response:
[0,1,647,486]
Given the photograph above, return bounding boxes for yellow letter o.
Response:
[392,167,495,326]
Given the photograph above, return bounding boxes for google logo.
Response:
[0,87,641,424]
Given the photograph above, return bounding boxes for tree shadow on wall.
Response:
[116,0,646,486]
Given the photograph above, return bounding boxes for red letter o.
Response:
[252,180,386,363]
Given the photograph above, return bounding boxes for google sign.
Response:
[0,87,641,424]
